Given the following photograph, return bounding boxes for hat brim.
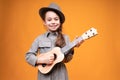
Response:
[39,7,65,23]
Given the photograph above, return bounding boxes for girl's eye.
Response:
[54,18,59,21]
[47,18,52,21]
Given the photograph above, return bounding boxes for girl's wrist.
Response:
[36,57,43,64]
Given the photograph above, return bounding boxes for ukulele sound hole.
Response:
[53,53,57,60]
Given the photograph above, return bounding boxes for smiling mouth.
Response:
[49,25,59,31]
[51,26,57,29]
[49,24,58,28]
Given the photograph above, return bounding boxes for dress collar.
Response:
[45,31,58,37]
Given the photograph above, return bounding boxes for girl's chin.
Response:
[49,29,57,32]
[49,28,58,31]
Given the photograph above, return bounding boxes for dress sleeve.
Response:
[63,35,74,63]
[25,37,39,66]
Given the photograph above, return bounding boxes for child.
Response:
[25,3,83,80]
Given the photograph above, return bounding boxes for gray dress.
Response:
[25,31,74,80]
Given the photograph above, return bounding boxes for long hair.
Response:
[55,25,66,48]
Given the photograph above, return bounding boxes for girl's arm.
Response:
[62,35,74,63]
[63,35,84,63]
[25,37,39,66]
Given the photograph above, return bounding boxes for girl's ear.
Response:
[43,22,48,30]
[43,21,47,26]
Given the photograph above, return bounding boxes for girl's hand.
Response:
[37,54,54,65]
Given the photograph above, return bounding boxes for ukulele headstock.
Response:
[81,27,98,40]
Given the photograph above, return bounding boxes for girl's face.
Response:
[44,11,61,32]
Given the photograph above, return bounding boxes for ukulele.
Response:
[37,27,98,74]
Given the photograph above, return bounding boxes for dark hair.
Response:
[55,25,66,48]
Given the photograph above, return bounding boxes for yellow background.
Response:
[0,0,120,80]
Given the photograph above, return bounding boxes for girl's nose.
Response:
[51,19,56,24]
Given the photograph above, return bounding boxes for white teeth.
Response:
[50,25,57,27]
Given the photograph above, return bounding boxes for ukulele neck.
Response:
[61,37,83,55]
